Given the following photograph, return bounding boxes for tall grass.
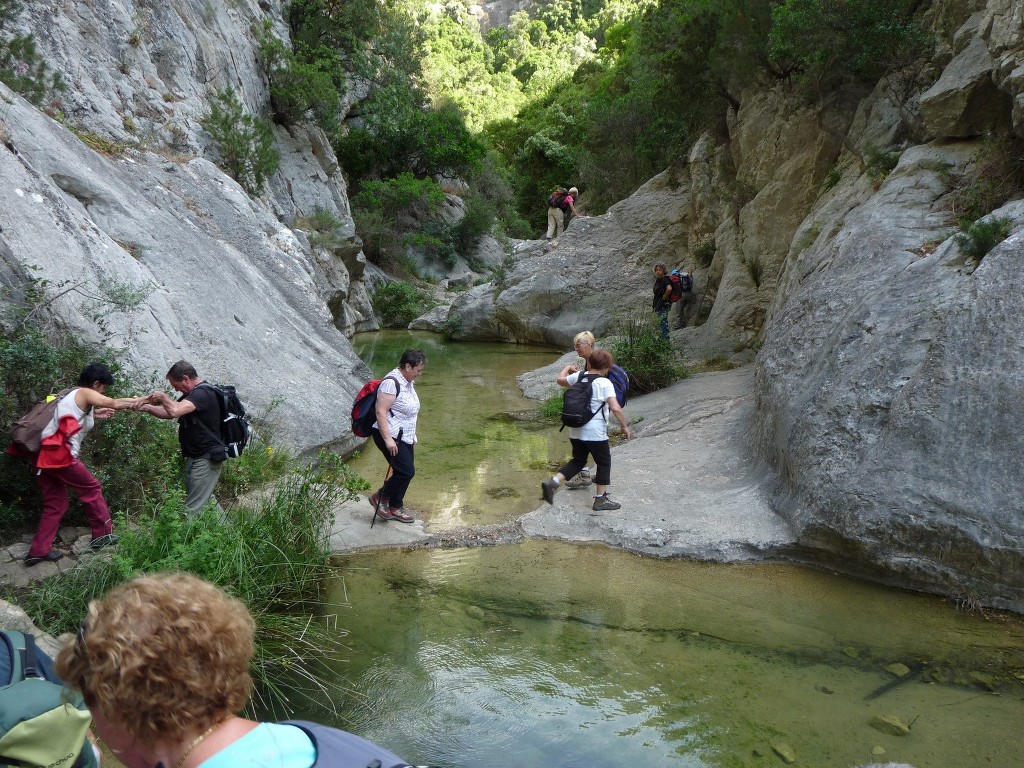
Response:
[609,313,684,394]
[18,452,366,718]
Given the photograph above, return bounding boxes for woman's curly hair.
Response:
[55,572,255,744]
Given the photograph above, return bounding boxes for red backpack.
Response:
[667,270,692,302]
[351,376,401,437]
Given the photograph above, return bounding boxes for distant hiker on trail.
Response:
[541,348,630,512]
[369,348,426,524]
[12,363,151,566]
[652,262,673,339]
[136,360,226,514]
[545,186,580,242]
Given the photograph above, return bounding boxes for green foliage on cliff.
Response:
[0,0,63,104]
[201,88,280,195]
[266,0,931,237]
[371,280,437,328]
[768,0,930,88]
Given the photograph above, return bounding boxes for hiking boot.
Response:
[90,533,119,551]
[24,550,63,567]
[369,491,389,510]
[592,494,621,512]
[564,470,593,490]
[380,507,414,524]
[541,479,558,505]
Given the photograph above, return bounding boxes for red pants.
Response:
[29,459,113,557]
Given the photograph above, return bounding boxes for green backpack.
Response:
[0,630,97,768]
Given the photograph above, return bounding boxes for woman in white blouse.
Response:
[369,349,426,523]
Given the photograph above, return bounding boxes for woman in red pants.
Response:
[23,363,149,566]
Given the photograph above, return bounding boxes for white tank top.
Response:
[41,388,94,458]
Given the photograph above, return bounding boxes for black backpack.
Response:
[196,383,251,458]
[560,372,605,431]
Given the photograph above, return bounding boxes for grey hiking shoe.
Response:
[592,494,621,512]
[565,469,593,489]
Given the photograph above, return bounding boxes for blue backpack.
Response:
[282,720,438,767]
[607,364,629,407]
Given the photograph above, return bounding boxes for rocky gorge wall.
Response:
[3,0,1023,609]
[429,0,1024,610]
[1,0,376,454]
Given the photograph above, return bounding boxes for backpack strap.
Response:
[1,629,23,684]
[379,376,402,419]
[21,632,42,679]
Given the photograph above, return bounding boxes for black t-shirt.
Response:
[653,274,672,311]
[178,383,223,458]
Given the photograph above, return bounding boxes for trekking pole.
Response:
[370,465,392,529]
[693,268,712,326]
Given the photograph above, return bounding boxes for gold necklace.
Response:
[174,721,221,768]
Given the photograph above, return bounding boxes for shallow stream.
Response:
[305,332,1024,768]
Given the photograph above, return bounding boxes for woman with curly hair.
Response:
[55,572,413,768]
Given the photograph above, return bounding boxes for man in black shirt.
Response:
[138,360,224,513]
[652,262,673,340]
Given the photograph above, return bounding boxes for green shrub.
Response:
[440,312,463,340]
[201,88,280,195]
[864,142,900,183]
[609,313,682,394]
[18,452,365,717]
[743,254,764,289]
[371,281,436,328]
[693,236,717,268]
[949,137,1024,227]
[294,207,347,252]
[539,391,564,420]
[955,218,1012,262]
[0,0,63,105]
[769,0,930,87]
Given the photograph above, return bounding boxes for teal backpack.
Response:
[0,630,97,768]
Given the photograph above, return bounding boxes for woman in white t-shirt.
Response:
[541,348,631,511]
[369,349,426,523]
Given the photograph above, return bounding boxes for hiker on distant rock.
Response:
[545,186,580,241]
[369,349,426,524]
[541,348,630,512]
[652,262,673,339]
[17,363,150,566]
[136,360,226,513]
[56,572,414,768]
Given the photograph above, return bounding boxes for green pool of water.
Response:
[302,542,1024,768]
[318,331,1024,767]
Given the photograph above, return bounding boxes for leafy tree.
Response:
[257,21,342,130]
[200,88,280,195]
[769,0,930,88]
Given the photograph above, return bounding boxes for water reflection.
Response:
[300,542,1024,768]
[330,332,1024,767]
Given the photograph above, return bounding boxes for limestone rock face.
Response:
[0,83,370,455]
[1,1,376,453]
